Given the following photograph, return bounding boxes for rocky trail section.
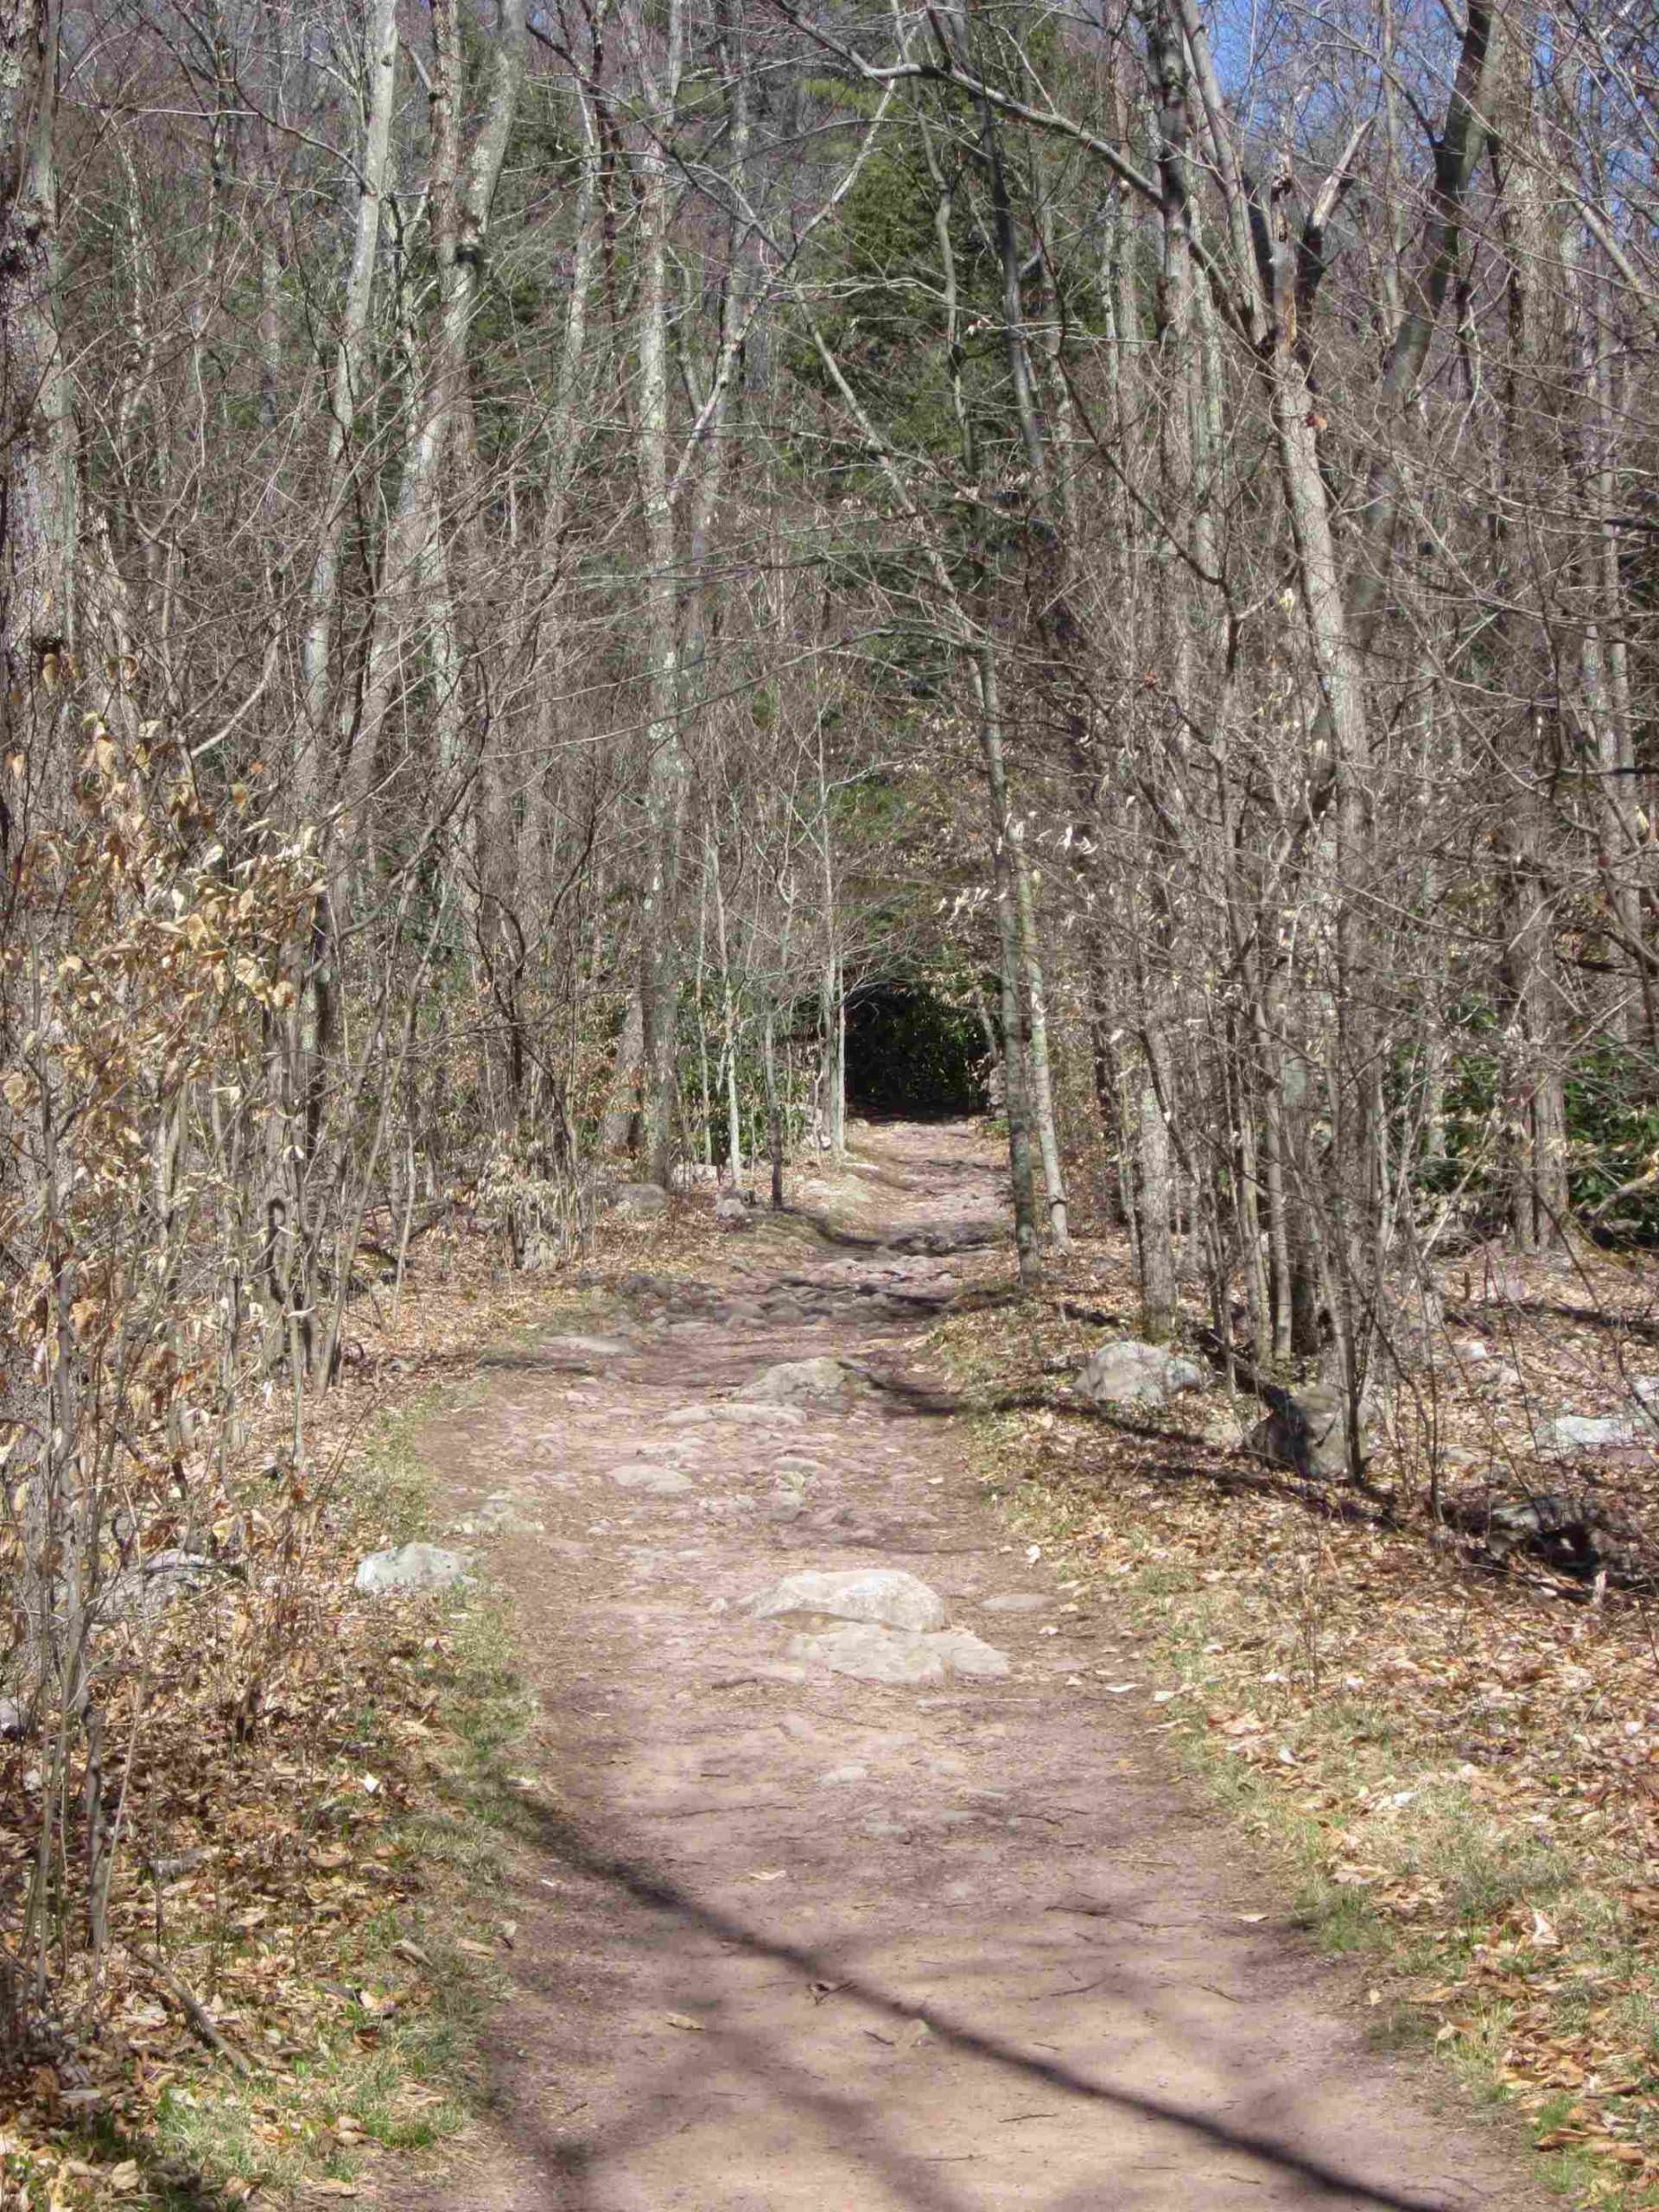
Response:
[389,1124,1546,2211]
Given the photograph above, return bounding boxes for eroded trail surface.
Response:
[400,1125,1540,2212]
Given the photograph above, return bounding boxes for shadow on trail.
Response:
[493,1794,1464,2212]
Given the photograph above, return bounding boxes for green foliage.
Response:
[1411,1032,1659,1244]
[1566,1040,1659,1242]
[843,981,988,1117]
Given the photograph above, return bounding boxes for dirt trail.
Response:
[396,1123,1545,2212]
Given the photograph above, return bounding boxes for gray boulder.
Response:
[715,1194,753,1230]
[747,1567,946,1633]
[1249,1386,1365,1481]
[736,1357,874,1405]
[1537,1414,1637,1458]
[0,1698,27,1738]
[1074,1341,1206,1410]
[354,1542,467,1597]
[613,1182,669,1217]
[788,1622,1009,1685]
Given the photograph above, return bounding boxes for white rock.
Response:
[982,1592,1046,1613]
[1074,1341,1206,1410]
[936,1629,1012,1678]
[736,1357,873,1404]
[1537,1414,1637,1457]
[790,1623,948,1684]
[610,1463,694,1495]
[0,1698,27,1738]
[354,1542,467,1596]
[787,1622,1010,1685]
[748,1568,947,1633]
[540,1332,634,1363]
[708,1402,807,1428]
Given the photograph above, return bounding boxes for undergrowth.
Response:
[2,1395,532,2210]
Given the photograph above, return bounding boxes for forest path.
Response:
[390,1123,1543,2212]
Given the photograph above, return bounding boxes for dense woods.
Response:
[3,0,1658,2092]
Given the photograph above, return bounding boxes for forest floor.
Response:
[369,1119,1563,2212]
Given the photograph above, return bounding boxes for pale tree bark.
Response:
[297,0,399,817]
[627,0,688,1185]
[344,0,526,873]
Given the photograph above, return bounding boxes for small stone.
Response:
[982,1593,1046,1613]
[858,1813,912,1840]
[749,1568,947,1633]
[355,1543,467,1597]
[818,1764,868,1784]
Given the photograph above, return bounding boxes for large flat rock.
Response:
[787,1621,1011,1684]
[747,1567,947,1632]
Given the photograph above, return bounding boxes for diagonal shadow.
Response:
[549,2009,995,2212]
[509,1793,1464,2212]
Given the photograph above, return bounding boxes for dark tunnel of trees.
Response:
[843,983,989,1120]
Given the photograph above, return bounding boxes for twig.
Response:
[128,1944,254,2076]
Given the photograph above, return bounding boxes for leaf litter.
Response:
[937,1229,1659,2209]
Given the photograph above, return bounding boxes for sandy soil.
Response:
[387,1122,1550,2212]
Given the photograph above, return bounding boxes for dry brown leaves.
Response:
[0,1198,715,2208]
[943,1230,1659,2208]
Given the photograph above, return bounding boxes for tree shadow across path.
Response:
[496,1796,1471,2212]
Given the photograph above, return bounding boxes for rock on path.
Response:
[746,1567,948,1633]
